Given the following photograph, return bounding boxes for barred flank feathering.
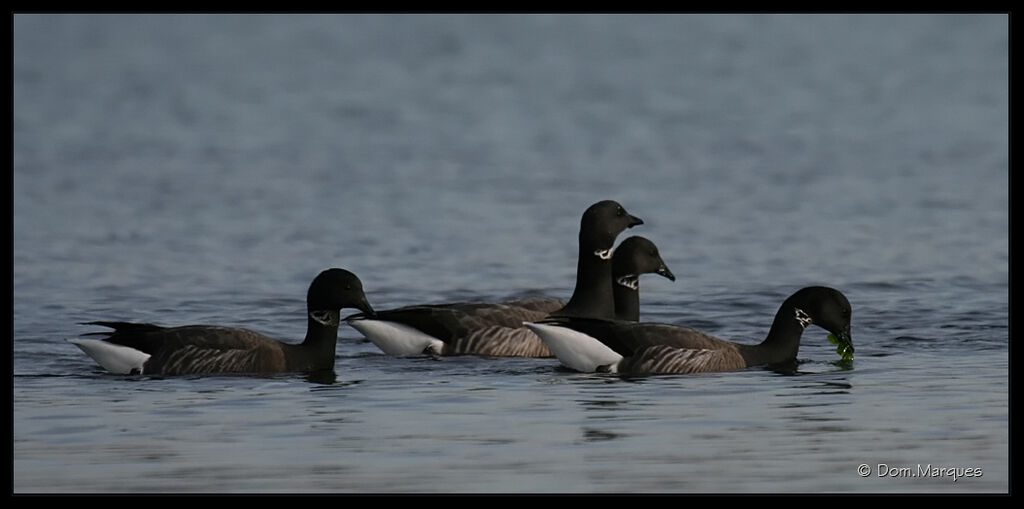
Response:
[615,345,744,374]
[446,326,552,357]
[154,343,286,376]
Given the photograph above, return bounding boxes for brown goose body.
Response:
[529,286,854,375]
[71,269,374,376]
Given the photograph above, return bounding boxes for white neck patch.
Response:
[793,307,813,329]
[616,275,639,290]
[594,248,613,260]
[310,310,340,327]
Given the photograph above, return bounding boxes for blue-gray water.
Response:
[13,14,1008,493]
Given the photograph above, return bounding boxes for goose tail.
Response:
[68,338,150,375]
[524,322,622,372]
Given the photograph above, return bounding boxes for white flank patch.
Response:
[524,322,623,373]
[68,338,151,375]
[346,319,445,356]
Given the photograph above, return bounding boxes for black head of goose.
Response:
[526,286,853,375]
[611,236,675,321]
[69,268,375,376]
[345,200,647,358]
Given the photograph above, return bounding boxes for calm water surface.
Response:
[13,14,1008,493]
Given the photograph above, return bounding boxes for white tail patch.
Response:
[524,322,623,373]
[346,319,444,357]
[69,338,151,375]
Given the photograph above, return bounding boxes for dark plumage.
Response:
[611,236,675,321]
[70,268,375,376]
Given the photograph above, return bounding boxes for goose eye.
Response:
[616,207,625,216]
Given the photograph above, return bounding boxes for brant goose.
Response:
[69,268,375,376]
[346,201,666,357]
[526,286,853,374]
[610,236,675,321]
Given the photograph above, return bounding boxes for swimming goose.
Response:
[526,286,853,374]
[69,268,375,376]
[346,200,656,357]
